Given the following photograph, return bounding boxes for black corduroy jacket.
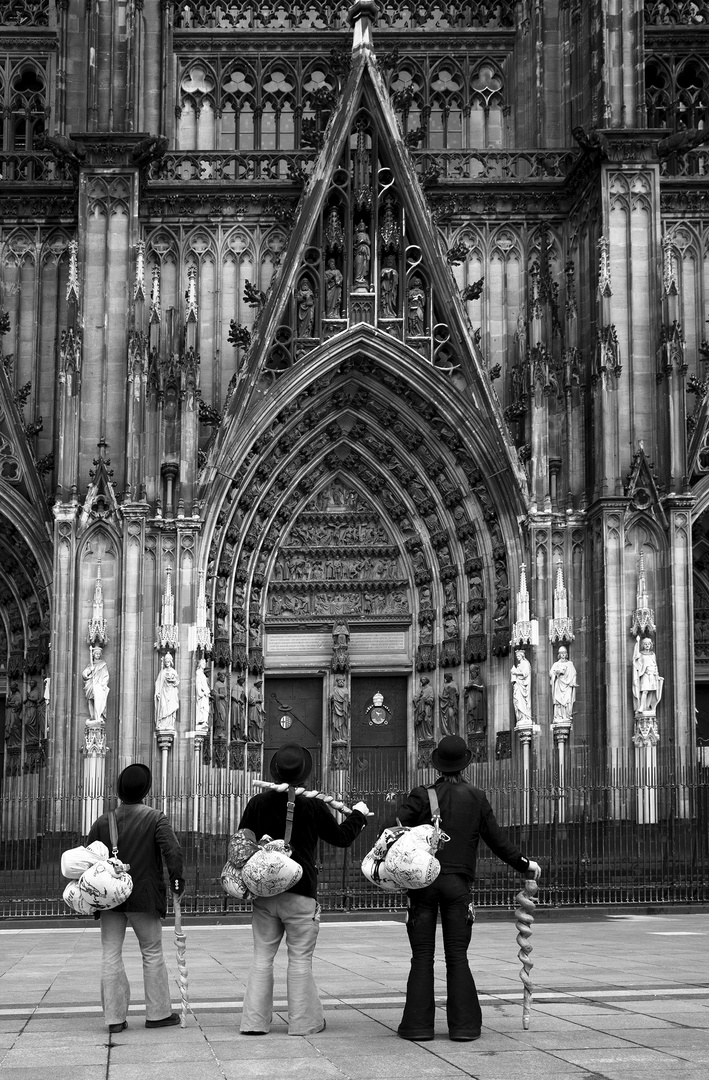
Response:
[87,802,183,918]
[382,778,529,881]
[239,789,367,899]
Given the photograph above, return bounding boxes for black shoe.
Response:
[450,1030,481,1042]
[108,1021,127,1034]
[398,1032,434,1041]
[145,1013,181,1028]
[241,1030,269,1035]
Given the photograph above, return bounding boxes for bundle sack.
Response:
[227,828,260,869]
[361,825,408,892]
[384,824,446,890]
[220,860,251,900]
[240,836,303,897]
[63,857,133,914]
[60,840,109,880]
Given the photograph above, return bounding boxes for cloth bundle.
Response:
[221,825,303,900]
[61,812,133,914]
[362,787,449,891]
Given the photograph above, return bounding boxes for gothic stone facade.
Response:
[0,1,708,817]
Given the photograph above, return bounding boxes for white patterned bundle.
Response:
[63,857,133,913]
[240,837,303,897]
[361,852,400,892]
[384,825,446,890]
[220,860,251,900]
[60,840,109,880]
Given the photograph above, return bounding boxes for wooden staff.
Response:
[172,893,188,1028]
[253,780,373,816]
[514,874,538,1030]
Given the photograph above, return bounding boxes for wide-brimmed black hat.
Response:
[431,735,472,774]
[117,763,152,803]
[269,743,313,785]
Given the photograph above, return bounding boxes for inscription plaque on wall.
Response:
[267,633,332,654]
[350,632,406,653]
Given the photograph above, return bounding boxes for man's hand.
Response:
[526,860,541,881]
[352,801,371,817]
[172,877,185,897]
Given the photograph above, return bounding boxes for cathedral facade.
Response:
[1,1,708,906]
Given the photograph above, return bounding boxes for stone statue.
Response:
[439,673,459,737]
[154,651,180,732]
[195,658,210,734]
[24,680,42,744]
[407,275,425,335]
[464,665,486,735]
[549,646,577,725]
[296,278,315,337]
[632,635,663,716]
[413,676,435,741]
[213,670,229,738]
[332,619,350,647]
[325,258,343,317]
[330,675,350,743]
[247,679,265,743]
[5,682,23,750]
[230,676,246,740]
[511,649,532,727]
[380,255,398,316]
[353,221,371,284]
[82,645,110,724]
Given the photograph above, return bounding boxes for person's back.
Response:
[384,736,540,1044]
[238,743,369,1036]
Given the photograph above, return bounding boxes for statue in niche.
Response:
[247,679,265,743]
[444,579,457,605]
[325,258,343,317]
[23,679,41,743]
[332,619,349,647]
[155,652,180,732]
[419,621,433,645]
[407,275,425,335]
[444,612,459,640]
[249,623,262,648]
[413,676,435,742]
[511,649,532,727]
[5,682,23,750]
[330,676,350,743]
[419,584,432,609]
[632,635,663,716]
[468,572,484,600]
[439,673,459,737]
[195,658,211,735]
[469,611,484,635]
[213,670,229,739]
[464,665,486,735]
[296,278,315,337]
[411,548,427,573]
[549,646,577,725]
[493,595,509,626]
[82,645,110,725]
[353,221,371,284]
[380,255,399,316]
[230,676,246,740]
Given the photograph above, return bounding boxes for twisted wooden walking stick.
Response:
[172,893,188,1028]
[253,780,373,816]
[514,872,538,1030]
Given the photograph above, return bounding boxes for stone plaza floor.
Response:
[1,910,708,1079]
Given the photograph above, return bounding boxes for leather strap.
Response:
[284,786,296,848]
[427,785,441,827]
[108,809,119,858]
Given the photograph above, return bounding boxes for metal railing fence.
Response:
[2,751,708,917]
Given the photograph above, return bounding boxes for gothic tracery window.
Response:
[0,60,47,152]
[645,54,709,131]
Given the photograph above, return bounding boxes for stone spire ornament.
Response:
[513,563,537,646]
[549,561,573,643]
[156,565,179,652]
[195,569,213,654]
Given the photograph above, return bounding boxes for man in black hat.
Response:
[382,734,541,1043]
[238,742,370,1035]
[87,763,185,1033]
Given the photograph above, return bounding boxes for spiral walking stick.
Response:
[514,872,538,1030]
[172,893,189,1028]
[253,780,373,816]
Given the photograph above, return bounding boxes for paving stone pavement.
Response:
[1,911,708,1079]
